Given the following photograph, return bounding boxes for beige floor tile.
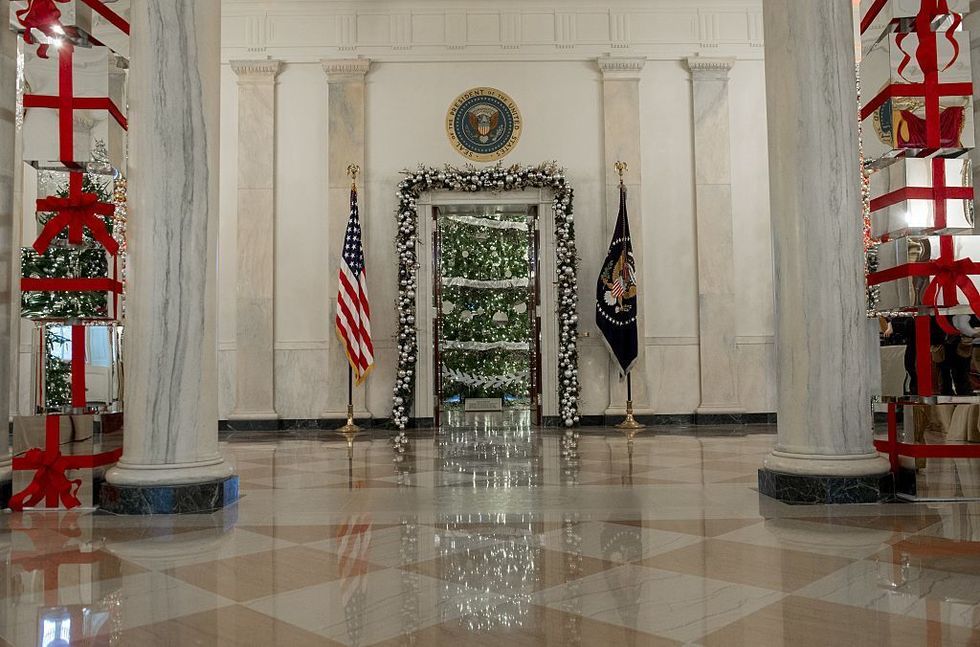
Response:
[875,535,980,577]
[640,539,854,592]
[701,595,980,647]
[167,545,380,602]
[536,564,784,643]
[366,604,682,646]
[611,517,762,537]
[116,604,341,647]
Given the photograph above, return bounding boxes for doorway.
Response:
[432,204,542,428]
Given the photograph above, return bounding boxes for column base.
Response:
[98,476,239,515]
[758,468,893,504]
[227,411,279,421]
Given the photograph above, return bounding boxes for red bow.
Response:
[9,415,122,511]
[34,173,118,255]
[15,0,68,58]
[923,237,980,333]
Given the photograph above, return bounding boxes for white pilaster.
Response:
[596,56,652,417]
[229,59,281,421]
[322,58,370,419]
[762,0,889,476]
[0,20,14,483]
[686,57,744,416]
[107,0,233,486]
[967,3,980,219]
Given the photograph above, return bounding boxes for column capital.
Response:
[230,59,282,83]
[321,57,371,82]
[596,56,646,81]
[686,56,735,80]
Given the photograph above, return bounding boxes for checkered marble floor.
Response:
[3,422,980,646]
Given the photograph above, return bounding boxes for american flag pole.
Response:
[340,163,366,435]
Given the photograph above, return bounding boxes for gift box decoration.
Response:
[10,1,129,55]
[870,157,974,240]
[31,323,122,411]
[33,172,119,255]
[869,235,980,314]
[22,43,127,173]
[10,414,123,510]
[21,246,121,321]
[861,29,973,166]
[860,0,968,42]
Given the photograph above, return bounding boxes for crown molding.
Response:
[229,59,283,82]
[686,55,735,79]
[219,3,765,64]
[596,55,646,80]
[321,57,371,81]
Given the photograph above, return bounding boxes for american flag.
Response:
[336,187,374,383]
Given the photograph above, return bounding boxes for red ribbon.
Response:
[9,414,122,511]
[34,172,118,255]
[868,236,980,334]
[915,316,935,396]
[862,0,962,36]
[71,325,86,408]
[16,0,130,58]
[21,277,123,293]
[22,43,128,168]
[15,0,67,58]
[862,2,970,149]
[869,158,973,232]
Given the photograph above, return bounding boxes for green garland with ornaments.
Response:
[391,162,581,454]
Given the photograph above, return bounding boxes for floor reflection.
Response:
[2,420,980,645]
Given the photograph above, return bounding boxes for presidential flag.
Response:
[336,186,374,383]
[596,184,638,375]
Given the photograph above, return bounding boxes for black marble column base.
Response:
[758,468,894,504]
[97,476,239,515]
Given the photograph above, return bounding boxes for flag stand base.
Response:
[339,403,361,435]
[616,400,645,430]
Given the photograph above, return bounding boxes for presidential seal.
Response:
[446,87,522,162]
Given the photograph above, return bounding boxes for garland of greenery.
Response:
[391,162,581,453]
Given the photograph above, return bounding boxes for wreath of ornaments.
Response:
[391,162,581,454]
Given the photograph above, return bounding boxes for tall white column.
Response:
[106,0,232,487]
[760,0,889,500]
[596,56,652,418]
[321,59,370,420]
[686,57,744,417]
[0,20,14,490]
[229,60,281,422]
[967,2,980,213]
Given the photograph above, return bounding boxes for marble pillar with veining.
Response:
[967,3,980,221]
[596,56,651,416]
[107,0,232,486]
[762,0,889,476]
[229,60,281,421]
[321,59,370,419]
[687,57,743,416]
[0,20,14,483]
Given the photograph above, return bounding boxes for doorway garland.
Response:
[391,162,581,452]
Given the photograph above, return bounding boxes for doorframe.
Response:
[414,189,559,422]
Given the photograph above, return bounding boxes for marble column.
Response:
[321,58,370,420]
[759,0,890,503]
[596,56,653,418]
[0,19,15,502]
[686,57,744,418]
[229,60,281,423]
[104,0,237,513]
[967,3,980,214]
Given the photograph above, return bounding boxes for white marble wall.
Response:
[597,56,649,415]
[968,3,980,219]
[107,0,232,486]
[229,59,280,420]
[0,22,14,480]
[687,57,743,415]
[762,0,888,475]
[322,58,370,418]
